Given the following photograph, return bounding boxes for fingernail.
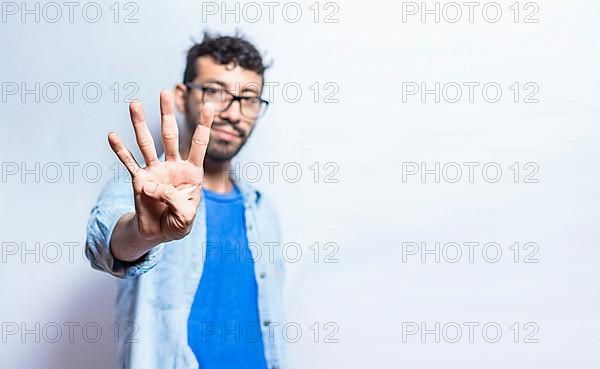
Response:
[183,185,199,194]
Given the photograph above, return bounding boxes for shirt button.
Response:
[259,272,266,279]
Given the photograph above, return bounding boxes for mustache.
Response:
[211,119,246,138]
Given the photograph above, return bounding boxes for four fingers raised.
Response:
[111,93,212,206]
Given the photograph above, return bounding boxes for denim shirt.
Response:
[85,176,287,369]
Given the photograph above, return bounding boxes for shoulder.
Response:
[236,179,282,233]
[236,180,278,211]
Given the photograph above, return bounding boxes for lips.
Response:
[211,126,242,142]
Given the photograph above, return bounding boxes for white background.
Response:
[1,0,599,368]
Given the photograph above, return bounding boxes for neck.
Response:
[203,158,233,193]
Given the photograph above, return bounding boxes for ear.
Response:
[174,83,187,113]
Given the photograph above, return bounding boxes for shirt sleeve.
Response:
[85,178,163,279]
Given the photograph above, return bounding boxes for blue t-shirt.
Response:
[187,185,267,369]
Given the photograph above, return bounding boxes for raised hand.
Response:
[108,90,214,261]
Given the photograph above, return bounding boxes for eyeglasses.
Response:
[185,82,269,119]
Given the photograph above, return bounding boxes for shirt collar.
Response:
[231,174,261,206]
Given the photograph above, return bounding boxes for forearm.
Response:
[110,212,161,262]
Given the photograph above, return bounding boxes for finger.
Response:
[187,103,215,166]
[142,182,188,211]
[129,101,159,166]
[108,132,141,176]
[160,90,180,161]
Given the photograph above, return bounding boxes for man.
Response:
[85,33,286,369]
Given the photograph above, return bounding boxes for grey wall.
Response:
[1,0,599,368]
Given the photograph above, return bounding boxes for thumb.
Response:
[142,182,186,210]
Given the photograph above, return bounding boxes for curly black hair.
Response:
[183,31,269,84]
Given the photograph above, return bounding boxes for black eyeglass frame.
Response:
[185,82,270,119]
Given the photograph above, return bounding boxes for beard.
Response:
[204,120,249,162]
[185,105,252,163]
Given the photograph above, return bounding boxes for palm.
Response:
[134,161,202,240]
[108,90,215,243]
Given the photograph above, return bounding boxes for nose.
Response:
[218,99,242,124]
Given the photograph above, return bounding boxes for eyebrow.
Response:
[200,79,227,88]
[200,79,261,95]
[241,85,260,94]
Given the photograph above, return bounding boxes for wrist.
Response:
[130,214,164,249]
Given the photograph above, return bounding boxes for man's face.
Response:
[178,56,264,162]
